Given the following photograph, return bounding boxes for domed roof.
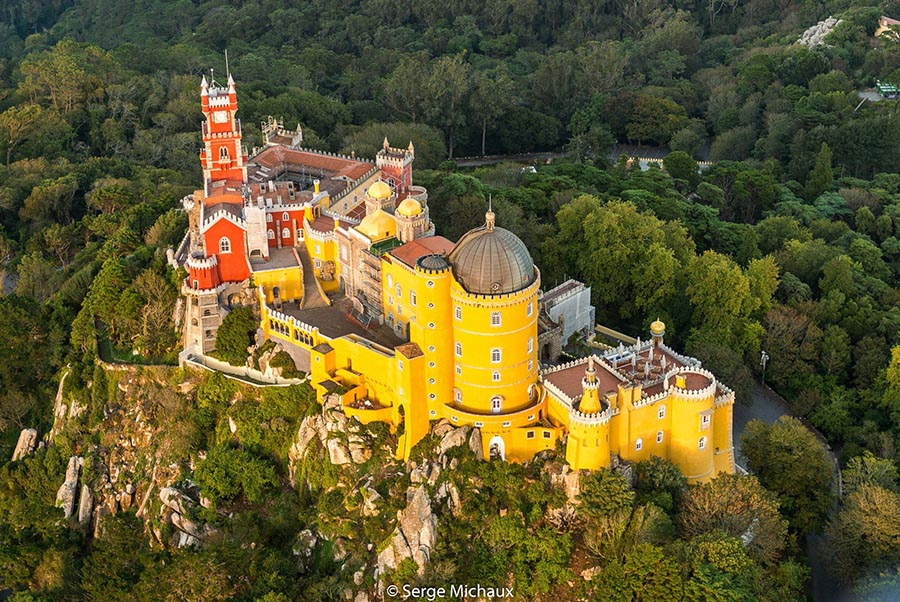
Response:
[448,211,536,295]
[650,318,666,336]
[367,180,393,200]
[396,197,422,217]
[355,209,396,242]
[417,254,449,271]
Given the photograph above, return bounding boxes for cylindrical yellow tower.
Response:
[668,368,717,482]
[447,210,540,416]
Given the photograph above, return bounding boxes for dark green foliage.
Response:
[213,307,257,367]
[194,443,279,506]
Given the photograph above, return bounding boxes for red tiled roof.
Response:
[543,359,620,401]
[310,215,335,233]
[395,342,424,359]
[389,236,455,267]
[253,147,373,181]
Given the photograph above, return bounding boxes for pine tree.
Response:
[805,142,833,201]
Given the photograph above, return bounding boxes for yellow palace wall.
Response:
[252,264,304,305]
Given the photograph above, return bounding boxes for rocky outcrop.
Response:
[78,484,93,526]
[376,486,438,579]
[11,428,38,461]
[797,17,841,48]
[545,461,581,503]
[468,428,483,461]
[288,394,370,485]
[159,485,214,548]
[56,456,84,519]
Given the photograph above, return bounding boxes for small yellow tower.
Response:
[578,357,603,414]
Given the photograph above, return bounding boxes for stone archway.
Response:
[488,435,506,461]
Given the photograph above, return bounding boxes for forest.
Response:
[2,0,900,600]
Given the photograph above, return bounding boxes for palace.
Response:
[173,75,735,482]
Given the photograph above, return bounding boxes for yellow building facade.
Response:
[256,192,735,482]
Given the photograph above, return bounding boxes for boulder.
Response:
[327,438,352,465]
[159,487,193,515]
[376,486,438,578]
[11,428,38,461]
[432,419,454,439]
[468,428,484,461]
[438,426,469,455]
[55,456,83,519]
[362,486,382,517]
[546,462,581,503]
[171,511,203,539]
[77,484,93,525]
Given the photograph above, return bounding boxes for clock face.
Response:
[213,111,228,124]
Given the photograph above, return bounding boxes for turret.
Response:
[579,356,603,414]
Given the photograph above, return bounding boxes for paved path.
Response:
[296,244,328,309]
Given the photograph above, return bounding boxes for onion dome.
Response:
[650,318,666,336]
[448,209,536,295]
[355,209,396,242]
[367,181,393,200]
[396,197,423,217]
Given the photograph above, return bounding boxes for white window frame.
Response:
[492,371,501,382]
[656,431,663,444]
[455,306,462,321]
[528,337,534,353]
[455,342,462,357]
[699,436,707,450]
[490,311,501,327]
[282,212,289,221]
[491,348,501,363]
[658,405,666,419]
[282,227,290,240]
[219,237,231,254]
[635,438,643,451]
[491,396,502,414]
[409,290,416,306]
[527,302,533,317]
[701,413,711,430]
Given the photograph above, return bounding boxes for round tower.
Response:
[668,367,717,481]
[395,197,428,243]
[447,209,540,416]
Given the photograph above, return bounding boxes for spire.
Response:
[579,356,602,414]
[383,136,390,150]
[485,195,495,230]
[201,75,209,96]
[227,72,235,93]
[407,140,415,154]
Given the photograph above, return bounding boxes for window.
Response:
[388,296,393,305]
[456,365,462,375]
[455,306,462,321]
[315,245,321,255]
[454,389,462,403]
[657,431,664,444]
[502,421,511,427]
[282,228,290,239]
[699,437,707,450]
[428,322,435,329]
[491,396,503,413]
[635,438,643,451]
[491,348,501,363]
[527,431,535,439]
[429,393,436,399]
[528,360,534,371]
[492,371,501,382]
[266,213,273,222]
[397,306,402,316]
[267,229,274,240]
[491,311,501,326]
[658,405,666,419]
[282,212,289,222]
[395,284,401,297]
[428,361,435,368]
[409,290,416,306]
[455,342,462,357]
[219,237,231,253]
[543,431,551,439]
[387,274,393,288]
[341,246,348,260]
[429,378,435,384]
[527,302,533,317]
[219,146,230,160]
[426,280,435,288]
[314,259,321,269]
[428,302,434,309]
[397,360,403,371]
[701,414,711,430]
[192,279,199,290]
[528,337,534,353]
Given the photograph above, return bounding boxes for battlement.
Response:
[186,254,218,270]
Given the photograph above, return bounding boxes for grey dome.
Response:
[417,254,450,271]
[449,217,536,295]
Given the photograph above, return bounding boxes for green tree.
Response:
[214,307,257,366]
[470,68,515,156]
[842,452,899,495]
[805,142,833,201]
[195,444,279,505]
[663,151,699,187]
[589,543,683,601]
[578,469,634,518]
[741,417,832,533]
[340,122,446,169]
[634,456,688,514]
[423,54,472,159]
[826,484,900,583]
[678,473,788,565]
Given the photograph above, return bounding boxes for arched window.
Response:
[656,431,664,444]
[219,146,230,160]
[266,214,273,222]
[219,237,231,254]
[699,437,707,450]
[282,228,290,240]
[454,389,462,404]
[635,438,643,451]
[282,212,289,222]
[490,311,502,326]
[491,395,503,413]
[455,342,462,357]
[267,229,275,240]
[492,371,501,382]
[658,405,666,419]
[491,348,501,363]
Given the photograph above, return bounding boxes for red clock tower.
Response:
[199,73,248,195]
